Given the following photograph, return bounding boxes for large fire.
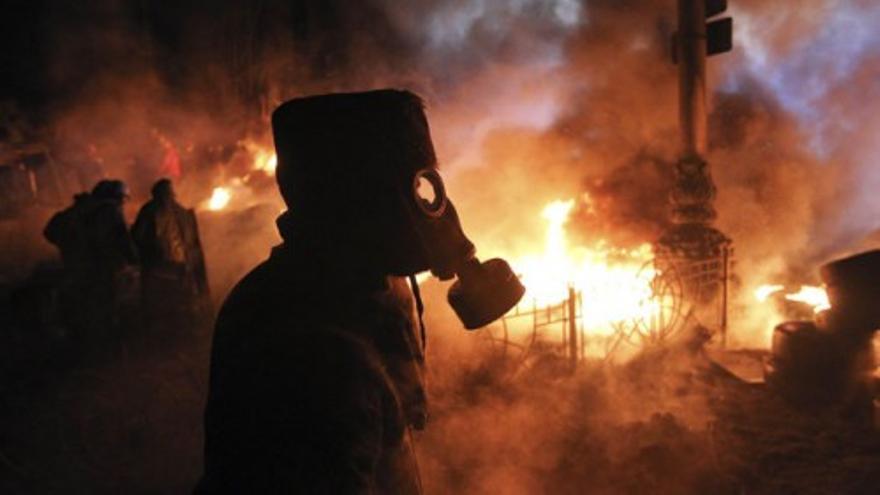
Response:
[502,198,834,351]
[507,198,658,337]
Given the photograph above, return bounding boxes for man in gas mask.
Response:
[197,90,524,494]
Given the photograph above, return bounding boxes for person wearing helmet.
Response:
[86,179,138,343]
[45,179,137,348]
[88,180,137,267]
[197,90,523,494]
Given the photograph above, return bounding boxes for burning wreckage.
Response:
[472,0,879,426]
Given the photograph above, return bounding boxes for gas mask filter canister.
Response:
[447,257,526,330]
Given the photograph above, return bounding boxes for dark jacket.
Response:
[197,241,426,494]
[87,199,138,275]
[45,194,136,277]
[132,198,208,294]
[44,193,95,274]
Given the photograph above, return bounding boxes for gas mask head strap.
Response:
[408,274,427,356]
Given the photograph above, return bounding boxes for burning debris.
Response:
[496,196,689,363]
[764,251,880,424]
[480,0,738,364]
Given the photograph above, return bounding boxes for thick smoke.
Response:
[5,1,880,493]
[14,1,880,276]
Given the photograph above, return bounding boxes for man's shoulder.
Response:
[135,200,158,218]
[210,257,384,372]
[219,260,277,308]
[215,255,302,325]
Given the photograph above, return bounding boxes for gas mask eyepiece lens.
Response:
[413,169,447,218]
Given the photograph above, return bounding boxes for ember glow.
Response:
[754,284,831,314]
[249,146,277,176]
[754,284,784,302]
[206,187,232,211]
[784,286,831,313]
[239,139,278,177]
[508,198,658,337]
[199,144,279,212]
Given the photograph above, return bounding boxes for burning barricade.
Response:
[481,196,718,367]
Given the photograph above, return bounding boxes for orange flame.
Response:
[200,141,277,212]
[754,284,830,313]
[252,149,277,175]
[206,187,232,211]
[784,285,830,313]
[754,284,784,302]
[242,139,278,176]
[508,198,656,336]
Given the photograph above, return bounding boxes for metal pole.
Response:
[568,286,578,371]
[678,0,708,160]
[578,292,586,360]
[721,245,729,348]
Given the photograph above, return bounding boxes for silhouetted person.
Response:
[132,178,209,331]
[86,180,138,340]
[45,189,100,339]
[44,179,138,346]
[87,179,138,273]
[197,90,524,494]
[45,191,97,277]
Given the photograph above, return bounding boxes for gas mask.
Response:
[407,167,526,329]
[272,89,524,329]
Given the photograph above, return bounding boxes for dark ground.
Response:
[0,328,209,494]
[1,305,878,494]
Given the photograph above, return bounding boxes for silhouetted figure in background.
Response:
[44,189,100,342]
[86,180,137,273]
[86,180,139,342]
[45,191,97,277]
[132,178,209,332]
[44,179,138,347]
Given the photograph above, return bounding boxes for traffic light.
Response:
[706,0,733,57]
[671,0,733,63]
[705,0,727,18]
